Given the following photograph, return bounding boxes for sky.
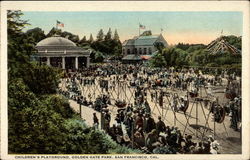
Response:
[22,11,242,45]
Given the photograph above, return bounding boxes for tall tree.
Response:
[79,36,87,46]
[7,10,29,36]
[96,29,104,41]
[105,28,112,41]
[7,10,33,78]
[89,34,94,43]
[113,29,120,42]
[80,36,87,43]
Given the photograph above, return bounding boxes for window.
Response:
[134,48,137,54]
[144,48,147,54]
[139,48,142,54]
[127,49,130,54]
[149,47,152,54]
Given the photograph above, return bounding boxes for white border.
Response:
[1,1,249,160]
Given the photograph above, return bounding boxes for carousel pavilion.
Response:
[35,35,91,70]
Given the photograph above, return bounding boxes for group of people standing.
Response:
[59,63,241,154]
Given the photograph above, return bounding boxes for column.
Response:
[75,57,78,70]
[62,57,65,69]
[86,56,90,68]
[46,57,50,66]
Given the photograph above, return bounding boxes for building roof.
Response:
[122,35,168,47]
[122,39,135,46]
[206,36,241,55]
[36,36,76,47]
[134,35,159,46]
[35,36,91,57]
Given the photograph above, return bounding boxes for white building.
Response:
[122,34,168,55]
[35,35,91,70]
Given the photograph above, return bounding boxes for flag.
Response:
[57,20,64,27]
[139,24,145,29]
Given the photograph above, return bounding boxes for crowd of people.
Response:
[58,63,241,154]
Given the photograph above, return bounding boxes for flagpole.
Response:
[139,23,140,36]
[56,20,58,30]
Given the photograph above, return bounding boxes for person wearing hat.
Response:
[134,128,145,148]
[135,113,144,130]
[93,113,99,129]
[229,99,239,131]
[144,100,151,115]
[210,138,220,154]
[193,142,204,154]
[185,135,196,153]
[124,112,134,138]
[104,110,111,132]
[156,116,166,135]
[143,113,156,134]
[145,129,158,152]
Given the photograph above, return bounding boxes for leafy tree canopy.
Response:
[8,11,137,155]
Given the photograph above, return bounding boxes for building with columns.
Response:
[35,35,91,70]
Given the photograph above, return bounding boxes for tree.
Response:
[7,10,33,79]
[21,63,62,95]
[8,79,67,154]
[161,47,189,67]
[89,34,94,43]
[149,53,167,67]
[222,35,242,50]
[46,27,62,37]
[79,36,89,47]
[105,28,112,41]
[114,46,122,58]
[71,35,80,44]
[94,51,105,62]
[7,10,29,36]
[7,10,140,155]
[154,41,165,53]
[96,29,104,41]
[61,31,79,44]
[25,27,46,44]
[79,36,86,43]
[113,29,120,41]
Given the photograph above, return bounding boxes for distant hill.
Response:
[206,35,241,55]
